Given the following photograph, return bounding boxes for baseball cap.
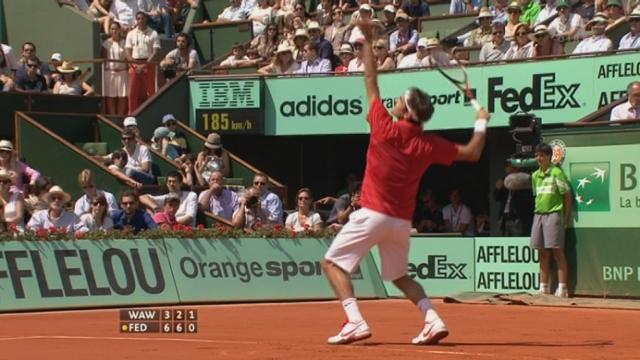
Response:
[123,117,138,127]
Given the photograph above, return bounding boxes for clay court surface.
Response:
[0,299,638,359]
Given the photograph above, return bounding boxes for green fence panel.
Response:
[202,0,228,20]
[29,94,103,114]
[474,237,539,293]
[420,14,476,39]
[0,239,179,312]
[27,113,96,144]
[165,238,385,302]
[428,1,452,17]
[192,21,253,64]
[133,75,190,141]
[371,237,475,297]
[0,0,5,43]
[0,92,28,141]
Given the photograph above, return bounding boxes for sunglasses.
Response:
[165,121,177,126]
[26,63,38,68]
[516,32,528,36]
[92,201,104,206]
[253,181,266,185]
[50,195,65,201]
[122,137,134,141]
[24,48,35,52]
[121,201,135,206]
[0,179,11,184]
[298,196,310,200]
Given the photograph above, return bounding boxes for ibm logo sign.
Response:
[197,80,258,109]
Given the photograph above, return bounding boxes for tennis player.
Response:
[322,20,490,345]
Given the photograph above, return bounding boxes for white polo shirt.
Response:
[125,27,161,60]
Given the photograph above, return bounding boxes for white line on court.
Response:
[0,335,257,345]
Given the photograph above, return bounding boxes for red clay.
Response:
[0,299,638,360]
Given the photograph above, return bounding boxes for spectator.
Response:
[27,186,87,232]
[450,0,481,14]
[249,0,274,36]
[290,29,310,62]
[348,4,374,44]
[161,33,201,79]
[347,40,365,72]
[334,42,355,73]
[503,23,534,59]
[151,194,180,229]
[381,4,397,32]
[80,195,115,231]
[17,42,50,82]
[0,140,40,191]
[402,0,430,17]
[463,7,494,47]
[531,24,564,56]
[74,169,119,217]
[140,170,198,227]
[618,8,640,50]
[102,22,129,115]
[198,170,240,221]
[442,189,476,236]
[530,143,572,297]
[397,37,435,69]
[125,11,161,112]
[374,38,396,70]
[0,43,18,74]
[505,1,522,40]
[286,188,323,232]
[251,24,280,60]
[195,132,231,181]
[232,186,272,230]
[610,81,640,121]
[605,0,625,28]
[413,190,444,233]
[0,73,14,92]
[219,0,247,21]
[15,58,48,93]
[325,180,362,227]
[547,0,585,41]
[252,172,283,224]
[258,43,300,74]
[0,48,13,77]
[110,0,139,30]
[296,41,332,74]
[151,126,180,160]
[275,0,299,28]
[519,0,541,26]
[316,0,334,26]
[123,116,141,140]
[24,176,53,216]
[325,7,351,51]
[575,0,595,21]
[48,53,64,87]
[88,0,115,33]
[100,129,155,184]
[308,21,336,63]
[162,114,188,156]
[572,13,612,54]
[494,160,533,236]
[479,21,510,61]
[53,62,95,96]
[490,0,509,24]
[139,0,174,37]
[534,0,557,26]
[220,44,254,67]
[0,169,25,233]
[112,191,158,233]
[180,153,198,188]
[389,11,419,62]
[241,0,258,16]
[108,149,128,174]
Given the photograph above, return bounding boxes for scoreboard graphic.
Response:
[120,309,198,334]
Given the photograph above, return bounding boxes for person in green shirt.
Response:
[519,0,541,25]
[530,143,572,297]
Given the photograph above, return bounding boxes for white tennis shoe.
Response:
[555,287,569,298]
[327,320,372,345]
[412,318,449,345]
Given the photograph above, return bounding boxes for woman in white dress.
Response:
[102,21,129,115]
[285,188,323,233]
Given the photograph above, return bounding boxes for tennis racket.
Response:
[431,51,482,112]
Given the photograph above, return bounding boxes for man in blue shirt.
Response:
[112,191,157,233]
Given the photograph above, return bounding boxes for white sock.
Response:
[417,298,439,323]
[342,298,363,323]
[540,283,550,293]
[558,283,567,290]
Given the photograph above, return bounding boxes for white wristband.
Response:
[474,119,487,133]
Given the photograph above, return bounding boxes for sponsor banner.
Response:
[167,238,386,302]
[474,237,539,293]
[0,239,178,312]
[371,237,475,297]
[261,53,638,135]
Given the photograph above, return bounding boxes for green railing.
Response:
[192,20,253,65]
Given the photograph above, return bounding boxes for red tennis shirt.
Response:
[360,98,458,220]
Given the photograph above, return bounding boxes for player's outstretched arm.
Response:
[456,108,490,162]
[358,20,380,103]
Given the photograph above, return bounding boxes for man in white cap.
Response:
[308,21,335,63]
[610,81,640,121]
[381,4,397,32]
[99,128,155,184]
[618,8,640,50]
[397,38,436,68]
[572,13,612,54]
[123,116,141,139]
[27,185,87,232]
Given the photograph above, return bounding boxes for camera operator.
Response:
[232,186,272,231]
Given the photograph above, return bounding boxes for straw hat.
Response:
[529,24,549,40]
[507,1,521,11]
[56,61,80,73]
[204,133,222,149]
[586,12,609,30]
[294,29,309,39]
[395,10,409,21]
[630,7,640,19]
[43,185,71,204]
[275,43,292,54]
[477,7,493,19]
[0,140,14,152]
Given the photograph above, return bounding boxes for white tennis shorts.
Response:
[324,207,411,281]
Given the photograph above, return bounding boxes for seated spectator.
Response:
[152,194,180,229]
[573,13,612,54]
[53,62,95,96]
[534,0,557,26]
[218,0,247,21]
[0,73,14,92]
[80,195,115,232]
[151,126,181,160]
[548,0,585,41]
[49,53,64,86]
[326,181,361,227]
[308,21,335,63]
[0,140,40,191]
[27,186,87,232]
[413,190,444,233]
[519,0,541,26]
[348,4,374,44]
[610,81,640,121]
[123,116,142,139]
[479,21,510,61]
[88,0,115,33]
[195,132,231,181]
[252,172,283,223]
[24,176,53,216]
[296,41,332,74]
[258,44,300,74]
[251,24,280,60]
[232,186,273,230]
[618,8,640,50]
[17,42,51,83]
[180,153,198,188]
[442,189,476,236]
[0,47,13,77]
[605,0,625,29]
[503,23,534,59]
[109,0,138,30]
[162,113,188,156]
[381,4,397,33]
[334,42,355,73]
[74,169,119,217]
[347,40,365,72]
[15,58,48,93]
[490,0,509,24]
[402,0,430,18]
[374,38,396,70]
[389,11,419,61]
[220,43,260,68]
[463,7,494,47]
[397,38,437,69]
[286,188,323,232]
[102,22,128,115]
[140,0,174,37]
[290,29,310,62]
[575,0,595,21]
[249,0,274,36]
[100,129,155,185]
[161,33,200,79]
[112,191,158,233]
[108,149,128,174]
[198,170,240,221]
[316,0,334,26]
[140,170,198,227]
[325,7,351,51]
[450,0,481,14]
[531,24,564,57]
[505,1,522,40]
[0,169,25,233]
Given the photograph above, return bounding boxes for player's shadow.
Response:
[360,340,614,347]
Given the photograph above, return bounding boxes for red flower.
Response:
[75,231,85,239]
[8,223,17,233]
[48,226,57,234]
[273,224,283,232]
[36,228,48,239]
[197,224,205,230]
